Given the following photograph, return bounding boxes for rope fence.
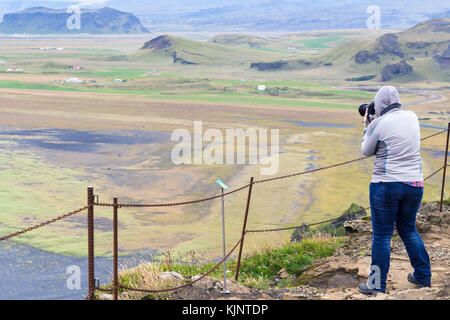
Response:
[246,164,446,234]
[94,127,449,207]
[0,125,448,299]
[94,183,252,208]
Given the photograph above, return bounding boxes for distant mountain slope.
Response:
[132,34,282,66]
[347,18,450,81]
[106,0,450,31]
[209,34,269,48]
[245,18,450,83]
[0,7,149,34]
[130,18,450,82]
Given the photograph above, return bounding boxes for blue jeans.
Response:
[369,182,431,292]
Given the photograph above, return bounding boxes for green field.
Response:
[0,78,371,109]
[294,36,345,49]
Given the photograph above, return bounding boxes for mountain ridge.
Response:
[0,6,149,34]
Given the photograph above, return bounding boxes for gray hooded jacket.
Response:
[361,86,423,183]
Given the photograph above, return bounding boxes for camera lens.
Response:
[358,104,368,117]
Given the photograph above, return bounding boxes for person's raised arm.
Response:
[361,118,380,156]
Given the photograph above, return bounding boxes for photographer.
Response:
[358,86,431,295]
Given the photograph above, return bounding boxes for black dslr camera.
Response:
[358,101,375,123]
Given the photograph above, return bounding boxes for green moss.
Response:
[234,237,344,282]
[296,266,317,285]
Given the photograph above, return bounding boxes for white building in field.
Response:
[40,47,64,51]
[64,77,83,83]
[7,68,23,72]
[257,85,266,91]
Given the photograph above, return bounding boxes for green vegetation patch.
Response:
[76,68,146,79]
[236,237,344,281]
[0,80,81,92]
[345,75,377,81]
[294,36,345,49]
[110,236,344,294]
[0,79,355,109]
[0,148,91,256]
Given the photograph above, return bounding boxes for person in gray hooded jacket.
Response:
[358,86,431,295]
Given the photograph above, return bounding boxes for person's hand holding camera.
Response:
[359,101,375,127]
[363,108,370,127]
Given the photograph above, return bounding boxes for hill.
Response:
[248,18,450,83]
[348,18,450,82]
[127,18,449,81]
[209,34,269,48]
[0,7,149,34]
[132,34,284,66]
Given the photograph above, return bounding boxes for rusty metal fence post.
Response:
[235,177,254,281]
[87,186,95,300]
[113,197,119,300]
[440,123,450,212]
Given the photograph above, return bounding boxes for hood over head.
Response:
[374,86,402,117]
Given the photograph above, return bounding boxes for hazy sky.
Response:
[0,0,448,31]
[3,0,449,9]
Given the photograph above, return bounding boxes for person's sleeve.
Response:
[361,121,380,156]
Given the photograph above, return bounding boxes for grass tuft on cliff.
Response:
[98,235,345,299]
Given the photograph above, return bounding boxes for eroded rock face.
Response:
[433,44,450,70]
[374,33,404,58]
[344,219,372,234]
[250,61,288,71]
[173,52,197,65]
[354,50,380,64]
[442,44,450,58]
[297,255,360,289]
[381,61,413,81]
[406,42,432,49]
[416,201,450,232]
[142,35,173,50]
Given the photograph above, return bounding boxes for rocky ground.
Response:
[100,201,449,300]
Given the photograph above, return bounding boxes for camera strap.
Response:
[380,103,401,116]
